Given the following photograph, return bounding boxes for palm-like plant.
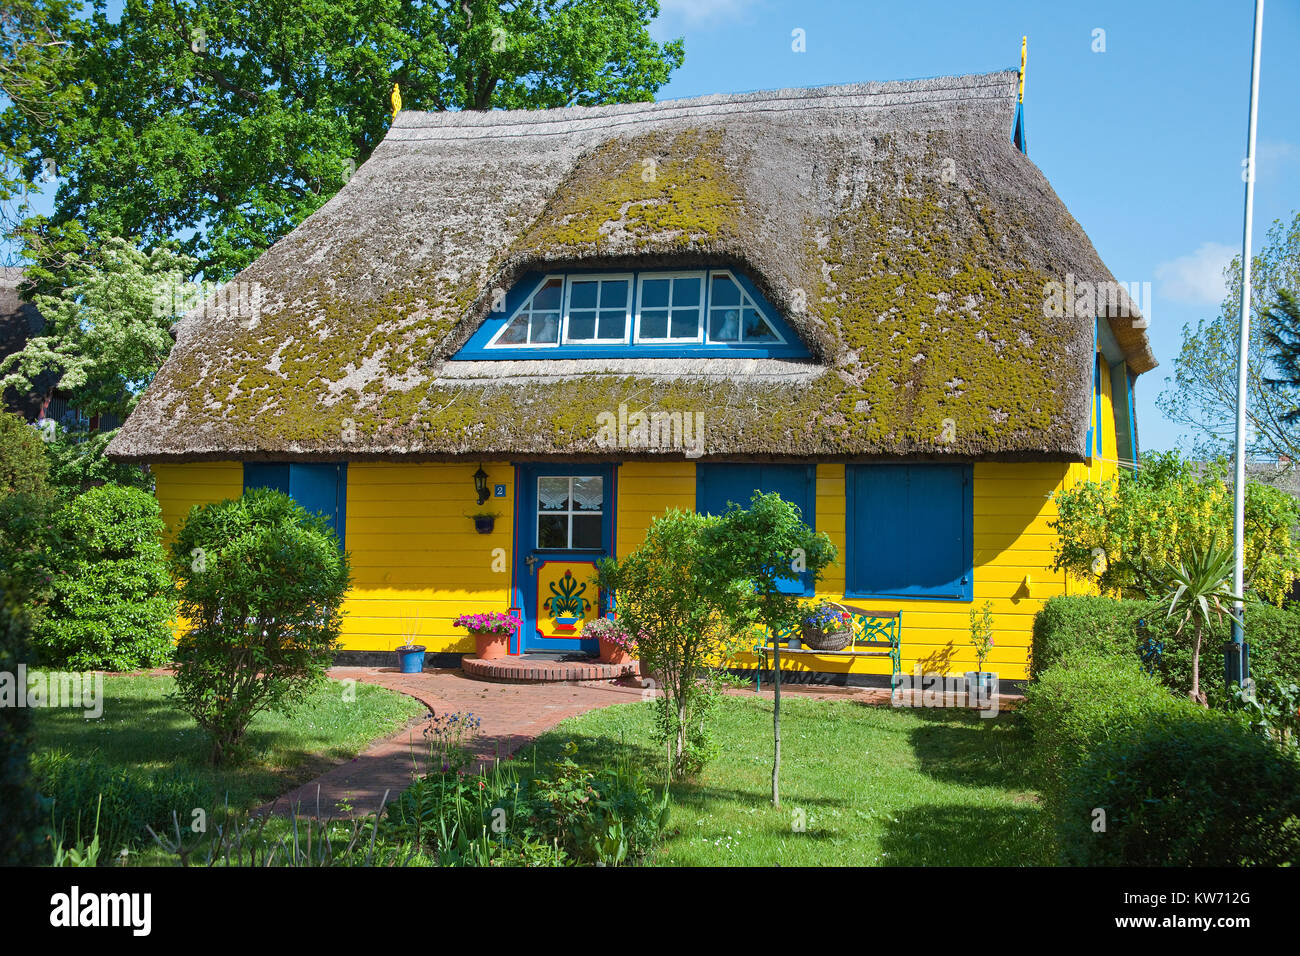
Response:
[1164,541,1244,706]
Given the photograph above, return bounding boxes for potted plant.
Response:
[583,616,636,666]
[965,600,996,705]
[799,599,853,651]
[395,636,426,674]
[467,511,500,534]
[453,611,520,660]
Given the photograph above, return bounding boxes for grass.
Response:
[31,673,425,813]
[509,693,1051,866]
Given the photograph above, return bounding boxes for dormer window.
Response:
[458,267,807,360]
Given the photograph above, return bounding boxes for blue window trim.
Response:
[844,463,974,603]
[452,267,810,360]
[242,462,347,549]
[1085,318,1098,458]
[694,463,816,596]
[1094,353,1104,458]
[1126,368,1139,461]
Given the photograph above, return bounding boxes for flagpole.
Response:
[1229,0,1265,685]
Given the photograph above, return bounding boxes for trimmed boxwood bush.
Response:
[1030,594,1300,705]
[1020,652,1203,826]
[33,484,175,671]
[1060,717,1300,866]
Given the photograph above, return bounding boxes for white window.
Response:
[634,272,704,343]
[706,270,785,344]
[562,275,632,344]
[490,276,564,347]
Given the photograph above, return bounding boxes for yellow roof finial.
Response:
[1019,36,1027,104]
[390,82,402,120]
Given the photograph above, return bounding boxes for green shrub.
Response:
[1060,717,1300,866]
[1020,652,1203,824]
[33,484,175,671]
[0,577,46,865]
[169,489,350,764]
[31,750,208,862]
[0,409,49,498]
[1030,594,1300,705]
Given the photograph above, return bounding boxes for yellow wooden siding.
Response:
[343,462,513,653]
[152,461,243,544]
[615,461,695,558]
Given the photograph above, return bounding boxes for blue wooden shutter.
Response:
[847,464,972,601]
[243,462,347,546]
[696,463,815,595]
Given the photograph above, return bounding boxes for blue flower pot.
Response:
[397,645,427,674]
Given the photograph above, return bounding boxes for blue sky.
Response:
[7,1,1296,453]
[647,0,1300,452]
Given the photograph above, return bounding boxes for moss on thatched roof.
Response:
[108,71,1153,463]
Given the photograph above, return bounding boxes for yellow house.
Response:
[108,70,1153,687]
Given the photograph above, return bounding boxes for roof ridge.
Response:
[388,69,1018,140]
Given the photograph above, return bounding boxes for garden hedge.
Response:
[0,578,46,865]
[1060,716,1300,866]
[1030,594,1300,705]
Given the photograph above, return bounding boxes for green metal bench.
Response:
[752,605,902,698]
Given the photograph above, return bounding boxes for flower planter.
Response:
[472,515,495,534]
[396,645,426,674]
[596,637,632,665]
[799,623,851,652]
[472,629,510,660]
[965,671,997,705]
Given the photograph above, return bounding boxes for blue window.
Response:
[243,462,347,546]
[846,464,972,601]
[696,463,815,595]
[453,268,810,360]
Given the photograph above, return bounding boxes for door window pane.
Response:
[536,476,604,549]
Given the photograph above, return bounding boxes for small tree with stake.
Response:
[705,492,836,806]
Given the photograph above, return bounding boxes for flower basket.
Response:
[799,601,854,651]
[799,623,851,651]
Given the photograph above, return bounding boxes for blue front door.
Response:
[514,464,615,654]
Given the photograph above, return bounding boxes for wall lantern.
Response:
[473,465,490,506]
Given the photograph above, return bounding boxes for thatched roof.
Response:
[109,70,1154,463]
[0,267,55,420]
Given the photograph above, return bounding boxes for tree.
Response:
[705,492,836,807]
[2,0,685,281]
[0,237,194,422]
[0,408,47,497]
[169,489,351,764]
[1263,290,1300,422]
[1051,450,1300,605]
[595,509,749,780]
[1158,213,1300,461]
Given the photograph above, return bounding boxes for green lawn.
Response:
[31,673,425,812]
[513,694,1051,866]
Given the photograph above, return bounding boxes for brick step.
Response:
[461,655,637,684]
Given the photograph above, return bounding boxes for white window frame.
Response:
[633,270,707,344]
[704,268,788,346]
[536,475,605,550]
[561,273,634,345]
[485,274,566,349]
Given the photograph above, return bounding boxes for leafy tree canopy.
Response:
[1158,213,1300,461]
[1051,450,1300,605]
[1,0,685,281]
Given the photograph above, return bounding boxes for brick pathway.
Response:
[258,667,645,819]
[258,667,1022,819]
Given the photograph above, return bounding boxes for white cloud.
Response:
[1154,242,1236,305]
[656,0,760,25]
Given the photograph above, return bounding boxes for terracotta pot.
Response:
[597,638,631,665]
[472,629,509,660]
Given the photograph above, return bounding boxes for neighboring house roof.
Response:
[0,266,57,421]
[108,70,1155,464]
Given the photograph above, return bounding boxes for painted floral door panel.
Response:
[515,465,614,653]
